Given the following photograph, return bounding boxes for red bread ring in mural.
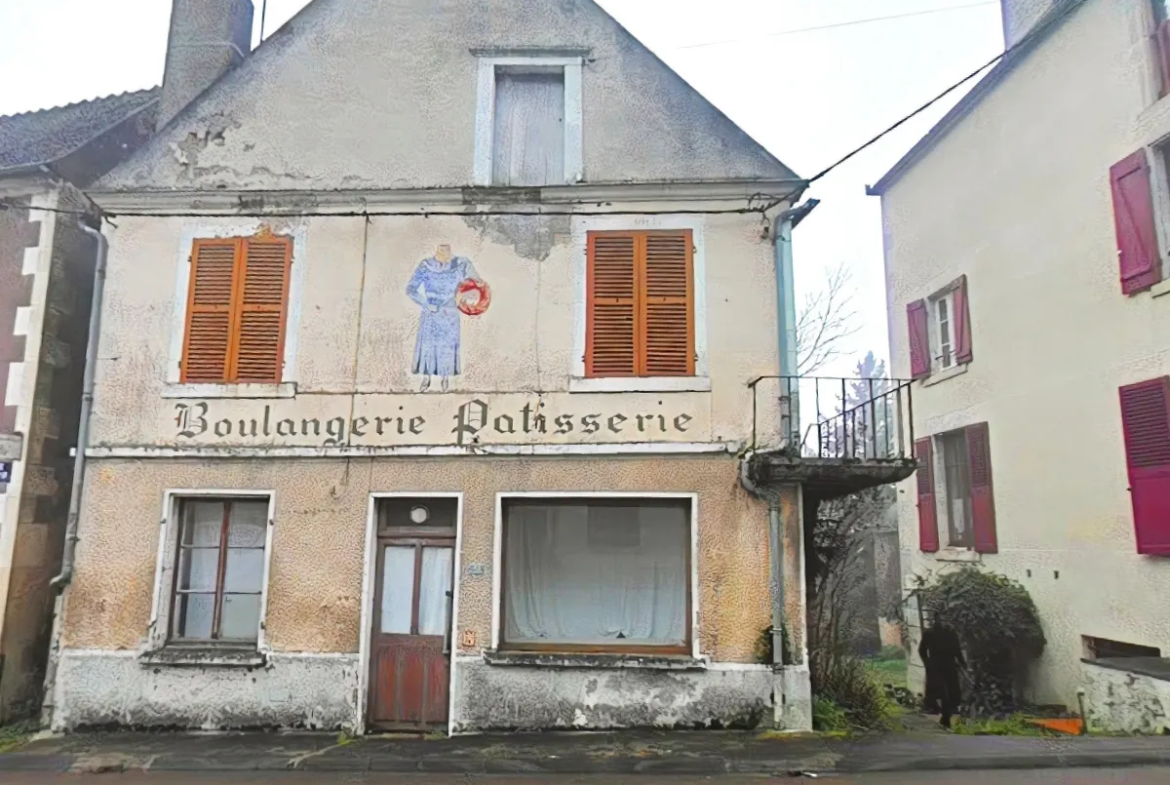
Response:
[457,279,491,316]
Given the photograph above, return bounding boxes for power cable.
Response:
[672,1,996,51]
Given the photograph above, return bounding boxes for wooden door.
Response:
[368,500,456,731]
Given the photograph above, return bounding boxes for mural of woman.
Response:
[405,244,488,392]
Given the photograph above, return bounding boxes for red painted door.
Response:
[369,537,454,730]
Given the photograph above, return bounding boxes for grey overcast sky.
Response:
[0,0,1004,376]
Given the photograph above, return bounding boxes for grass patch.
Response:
[865,657,908,689]
[0,720,38,754]
[951,714,1051,736]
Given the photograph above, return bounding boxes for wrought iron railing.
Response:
[748,375,914,460]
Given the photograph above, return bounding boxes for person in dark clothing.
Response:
[919,620,965,729]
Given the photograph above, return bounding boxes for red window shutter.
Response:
[1110,150,1161,295]
[234,236,293,383]
[953,275,973,365]
[907,299,930,379]
[966,421,998,554]
[915,437,939,552]
[586,233,638,377]
[1119,378,1170,556]
[181,239,240,383]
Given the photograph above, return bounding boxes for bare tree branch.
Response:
[796,262,860,377]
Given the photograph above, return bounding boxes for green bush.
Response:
[878,645,906,661]
[812,697,851,733]
[811,652,896,731]
[916,567,1046,717]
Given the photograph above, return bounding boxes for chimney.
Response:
[1000,0,1058,47]
[158,0,255,129]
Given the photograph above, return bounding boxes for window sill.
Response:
[568,377,712,394]
[1083,656,1170,683]
[922,364,968,388]
[162,383,297,400]
[1150,279,1170,299]
[935,547,980,563]
[484,650,706,671]
[139,646,267,668]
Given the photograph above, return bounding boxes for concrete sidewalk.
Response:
[0,729,1167,775]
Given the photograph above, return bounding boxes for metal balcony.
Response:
[743,376,918,501]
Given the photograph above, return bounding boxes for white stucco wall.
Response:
[1082,661,1170,734]
[883,0,1170,708]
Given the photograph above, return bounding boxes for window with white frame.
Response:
[169,497,269,644]
[474,55,583,187]
[936,430,973,549]
[501,498,691,654]
[930,290,957,372]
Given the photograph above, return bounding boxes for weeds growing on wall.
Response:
[916,567,1046,717]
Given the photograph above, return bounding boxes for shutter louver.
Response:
[1110,151,1161,295]
[953,275,973,365]
[915,437,939,552]
[1119,378,1170,556]
[966,421,998,554]
[907,300,930,379]
[642,232,694,376]
[587,233,638,377]
[181,240,238,383]
[235,238,292,383]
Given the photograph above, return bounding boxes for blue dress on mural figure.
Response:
[406,255,479,378]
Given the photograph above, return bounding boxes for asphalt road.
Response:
[4,769,1170,784]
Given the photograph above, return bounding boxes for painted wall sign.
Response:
[466,563,486,577]
[461,630,477,648]
[173,397,697,447]
[406,244,490,393]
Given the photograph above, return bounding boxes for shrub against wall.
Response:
[916,568,1046,716]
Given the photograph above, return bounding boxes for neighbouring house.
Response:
[42,0,914,734]
[0,88,157,721]
[871,0,1170,733]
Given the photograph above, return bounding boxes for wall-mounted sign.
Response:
[466,563,486,577]
[0,462,12,486]
[461,630,477,649]
[171,395,701,449]
[0,433,22,462]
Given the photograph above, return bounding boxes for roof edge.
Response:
[866,0,1089,197]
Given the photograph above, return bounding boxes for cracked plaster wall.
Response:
[452,661,773,732]
[97,0,792,192]
[63,456,772,662]
[1082,662,1170,734]
[886,0,1170,711]
[52,651,358,731]
[88,211,779,449]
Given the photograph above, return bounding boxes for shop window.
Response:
[501,498,691,654]
[170,497,269,643]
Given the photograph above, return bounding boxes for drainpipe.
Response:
[50,217,107,590]
[765,198,819,729]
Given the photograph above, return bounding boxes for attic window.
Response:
[474,56,583,187]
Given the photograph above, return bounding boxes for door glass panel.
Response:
[418,547,454,636]
[380,546,416,634]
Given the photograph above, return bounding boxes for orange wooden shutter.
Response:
[233,236,292,383]
[181,239,240,383]
[586,233,638,376]
[641,231,694,376]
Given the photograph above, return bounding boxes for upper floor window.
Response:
[474,55,583,187]
[906,275,972,380]
[1153,1,1170,96]
[585,230,695,378]
[913,423,997,555]
[180,235,293,384]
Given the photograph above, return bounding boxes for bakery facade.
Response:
[42,0,836,734]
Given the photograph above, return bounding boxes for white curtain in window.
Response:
[492,72,565,186]
[504,504,688,646]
